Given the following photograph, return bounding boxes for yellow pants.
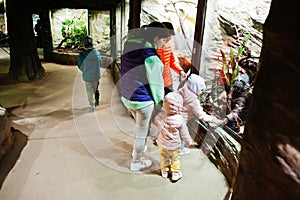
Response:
[158,147,181,174]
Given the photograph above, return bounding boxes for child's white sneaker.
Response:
[130,159,152,172]
[161,171,169,178]
[180,147,190,156]
[172,171,183,182]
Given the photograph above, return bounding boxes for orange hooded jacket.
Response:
[157,44,183,87]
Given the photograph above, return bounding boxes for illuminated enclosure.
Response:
[50,9,111,55]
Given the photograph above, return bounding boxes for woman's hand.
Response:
[180,70,187,78]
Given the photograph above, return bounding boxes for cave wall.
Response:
[232,0,300,199]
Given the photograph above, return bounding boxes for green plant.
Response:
[58,16,87,49]
[220,33,251,91]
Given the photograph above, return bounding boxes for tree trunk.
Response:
[6,0,45,82]
[232,1,300,199]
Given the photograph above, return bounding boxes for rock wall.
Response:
[141,0,271,75]
[200,0,271,75]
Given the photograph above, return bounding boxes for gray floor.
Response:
[0,55,228,200]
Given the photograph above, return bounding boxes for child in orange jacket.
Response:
[157,22,186,95]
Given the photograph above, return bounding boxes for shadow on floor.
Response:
[0,128,27,189]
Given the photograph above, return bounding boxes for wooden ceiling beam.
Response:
[32,0,122,11]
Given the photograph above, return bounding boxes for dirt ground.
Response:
[0,49,228,200]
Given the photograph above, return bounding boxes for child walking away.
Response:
[156,92,193,182]
[78,36,102,112]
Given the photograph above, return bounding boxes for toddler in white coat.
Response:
[156,92,193,181]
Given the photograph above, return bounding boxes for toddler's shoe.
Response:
[161,171,169,178]
[180,147,190,156]
[172,171,183,182]
[130,159,152,172]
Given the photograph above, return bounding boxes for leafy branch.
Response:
[220,32,251,91]
[57,12,87,49]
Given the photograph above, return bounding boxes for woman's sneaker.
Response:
[172,171,183,182]
[130,159,152,172]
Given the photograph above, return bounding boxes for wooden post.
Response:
[191,0,207,74]
[110,6,117,60]
[128,0,141,29]
[38,9,53,62]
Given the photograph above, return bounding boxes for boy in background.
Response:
[78,36,102,112]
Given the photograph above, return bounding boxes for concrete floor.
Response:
[0,51,228,200]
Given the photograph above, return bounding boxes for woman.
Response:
[120,22,169,172]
